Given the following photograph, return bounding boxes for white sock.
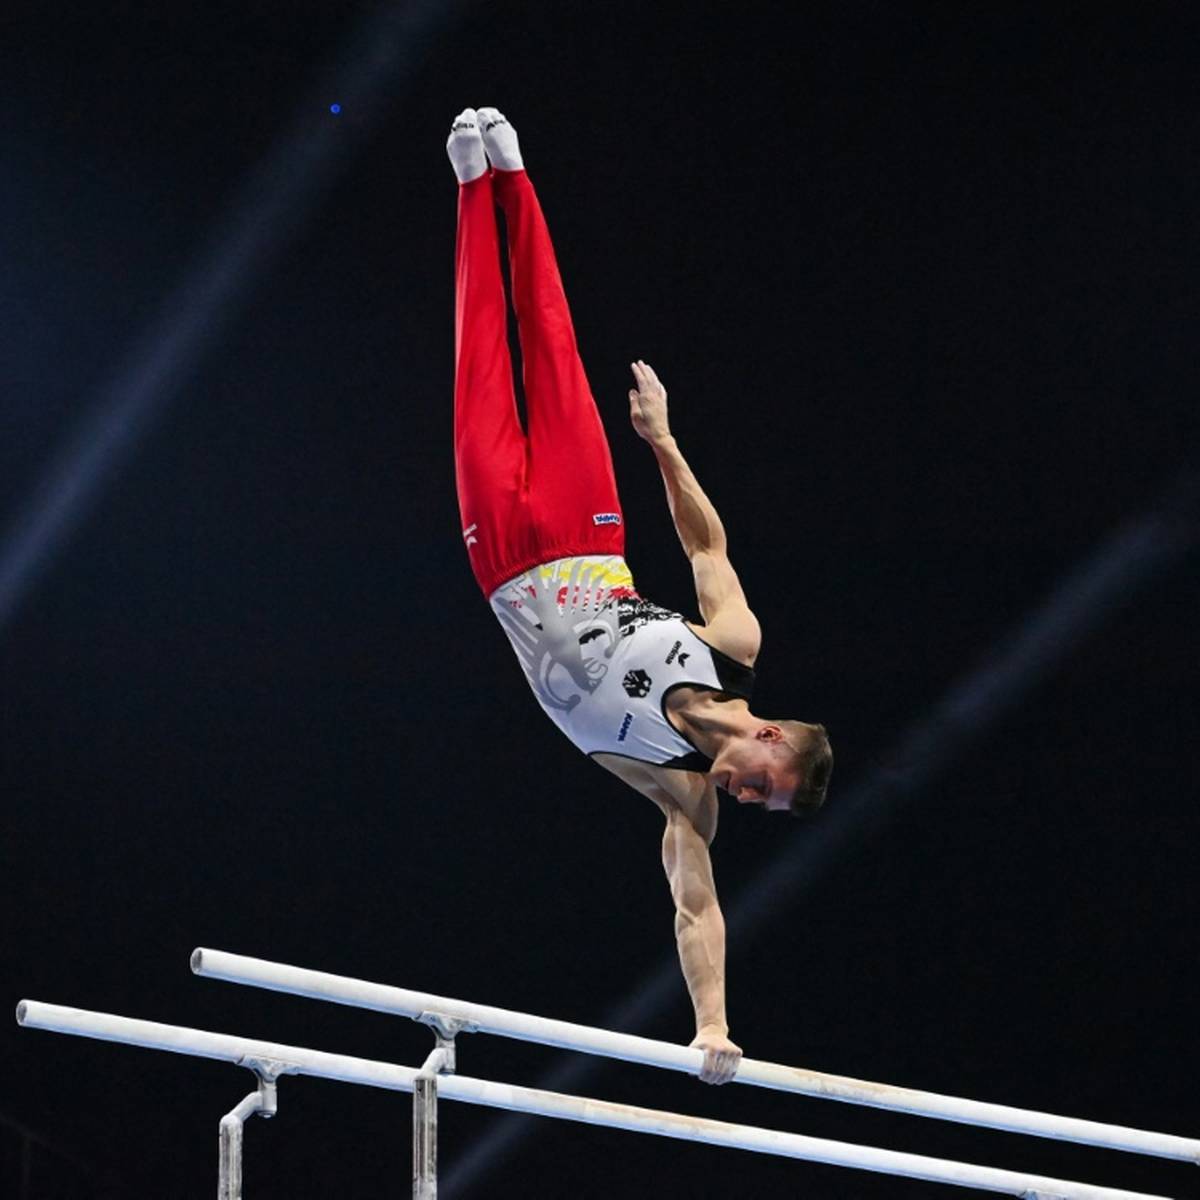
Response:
[478,107,523,171]
[446,108,487,183]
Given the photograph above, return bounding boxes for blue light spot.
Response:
[330,103,341,114]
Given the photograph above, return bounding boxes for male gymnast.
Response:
[447,107,833,1085]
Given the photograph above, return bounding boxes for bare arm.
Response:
[629,360,727,559]
[628,361,761,663]
[661,804,743,1084]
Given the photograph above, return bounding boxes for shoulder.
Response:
[592,754,719,841]
[684,615,761,669]
[687,551,762,666]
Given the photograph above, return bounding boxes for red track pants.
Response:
[454,168,625,597]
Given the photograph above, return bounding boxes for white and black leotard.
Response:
[489,554,755,770]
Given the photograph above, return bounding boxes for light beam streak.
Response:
[0,1,468,633]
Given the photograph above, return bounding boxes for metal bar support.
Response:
[413,1013,467,1199]
[217,1056,292,1200]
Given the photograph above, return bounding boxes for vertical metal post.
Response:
[219,1091,264,1200]
[413,1069,439,1199]
[413,1013,470,1200]
[218,1057,290,1200]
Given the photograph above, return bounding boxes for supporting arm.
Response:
[661,807,742,1085]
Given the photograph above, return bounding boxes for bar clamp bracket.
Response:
[416,1012,475,1076]
[235,1055,300,1118]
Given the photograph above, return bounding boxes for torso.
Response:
[593,623,749,842]
[487,558,759,841]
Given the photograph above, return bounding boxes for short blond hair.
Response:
[774,720,833,817]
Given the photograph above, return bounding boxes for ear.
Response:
[756,724,784,743]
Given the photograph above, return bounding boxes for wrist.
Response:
[649,432,677,454]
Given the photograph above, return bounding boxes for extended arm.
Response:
[661,804,743,1084]
[628,361,761,661]
[629,360,727,559]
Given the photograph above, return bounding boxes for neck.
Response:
[669,689,752,759]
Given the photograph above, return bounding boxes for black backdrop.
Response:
[2,4,1198,1197]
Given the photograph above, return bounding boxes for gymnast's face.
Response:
[712,728,795,812]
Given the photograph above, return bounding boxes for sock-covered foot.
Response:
[446,108,487,183]
[478,107,524,172]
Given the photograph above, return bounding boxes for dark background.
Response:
[2,2,1198,1197]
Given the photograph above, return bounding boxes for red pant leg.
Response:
[454,173,530,595]
[492,169,626,564]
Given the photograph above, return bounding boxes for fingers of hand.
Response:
[700,1049,741,1085]
[632,359,665,401]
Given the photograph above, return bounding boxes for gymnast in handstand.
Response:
[447,107,832,1085]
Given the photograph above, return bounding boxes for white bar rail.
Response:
[191,947,1200,1165]
[13,999,1174,1200]
[16,1000,412,1090]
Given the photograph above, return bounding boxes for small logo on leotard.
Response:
[592,512,622,526]
[622,669,652,698]
[462,523,478,548]
[665,640,690,667]
[617,711,635,742]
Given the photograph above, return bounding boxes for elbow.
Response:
[687,535,728,562]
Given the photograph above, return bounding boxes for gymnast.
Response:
[447,107,833,1085]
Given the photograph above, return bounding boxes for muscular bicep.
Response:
[661,807,719,916]
[690,550,762,665]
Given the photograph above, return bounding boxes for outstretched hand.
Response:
[628,360,672,445]
[690,1029,743,1085]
